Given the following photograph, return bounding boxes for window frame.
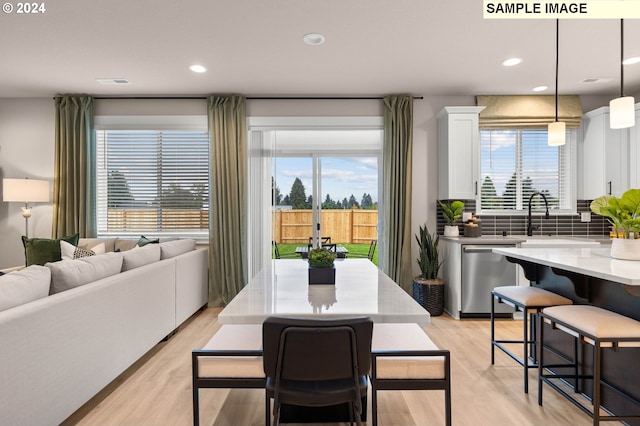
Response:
[94,115,209,240]
[477,127,577,216]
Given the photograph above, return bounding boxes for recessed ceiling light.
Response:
[623,56,640,65]
[532,85,548,92]
[303,33,326,46]
[501,57,523,67]
[189,64,207,73]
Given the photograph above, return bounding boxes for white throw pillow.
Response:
[0,265,51,312]
[60,240,105,260]
[47,252,124,294]
[121,243,161,271]
[160,239,196,259]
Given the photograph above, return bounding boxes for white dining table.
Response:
[218,258,431,324]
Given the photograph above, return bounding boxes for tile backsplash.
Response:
[436,199,608,237]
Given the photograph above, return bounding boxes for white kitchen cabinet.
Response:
[627,103,640,188]
[582,106,630,199]
[437,106,485,200]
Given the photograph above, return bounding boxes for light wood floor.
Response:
[62,308,611,426]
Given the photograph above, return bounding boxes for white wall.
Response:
[0,98,55,268]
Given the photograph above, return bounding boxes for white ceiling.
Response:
[1,0,639,98]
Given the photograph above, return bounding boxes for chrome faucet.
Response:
[527,192,550,236]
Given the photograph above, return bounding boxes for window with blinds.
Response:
[96,129,209,238]
[479,129,575,213]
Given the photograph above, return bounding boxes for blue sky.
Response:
[274,156,379,204]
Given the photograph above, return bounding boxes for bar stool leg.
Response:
[538,314,544,406]
[593,343,601,425]
[491,293,496,365]
[523,307,529,393]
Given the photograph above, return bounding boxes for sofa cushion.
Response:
[22,233,80,266]
[0,265,51,312]
[121,244,161,271]
[78,238,118,253]
[115,239,138,252]
[160,239,196,259]
[61,240,105,260]
[47,252,124,294]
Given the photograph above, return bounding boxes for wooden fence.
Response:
[107,210,208,231]
[272,209,378,244]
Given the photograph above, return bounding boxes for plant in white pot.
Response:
[413,224,445,316]
[439,200,465,237]
[590,188,640,260]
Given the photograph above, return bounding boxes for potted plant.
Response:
[439,200,465,237]
[412,224,445,316]
[308,247,337,284]
[590,188,640,260]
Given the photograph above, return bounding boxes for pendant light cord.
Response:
[555,19,559,122]
[620,19,625,98]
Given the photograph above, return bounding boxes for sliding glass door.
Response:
[247,118,383,277]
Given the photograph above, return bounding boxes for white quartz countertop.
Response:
[443,235,602,247]
[493,247,640,285]
[218,258,431,324]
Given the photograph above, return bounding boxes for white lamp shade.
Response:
[2,178,50,203]
[548,121,566,146]
[609,96,636,129]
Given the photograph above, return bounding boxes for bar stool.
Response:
[491,286,573,393]
[539,305,640,425]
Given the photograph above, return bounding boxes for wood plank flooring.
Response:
[62,308,612,425]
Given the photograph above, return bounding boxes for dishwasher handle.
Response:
[462,245,516,253]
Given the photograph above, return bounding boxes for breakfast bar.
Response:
[493,246,640,421]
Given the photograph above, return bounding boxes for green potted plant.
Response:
[439,200,465,237]
[590,188,640,260]
[308,247,337,284]
[412,224,445,316]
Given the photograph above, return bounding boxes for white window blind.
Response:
[479,129,575,213]
[96,127,209,238]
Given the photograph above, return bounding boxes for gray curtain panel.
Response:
[382,95,413,293]
[52,95,96,239]
[207,95,248,306]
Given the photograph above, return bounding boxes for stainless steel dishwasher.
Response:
[461,244,518,317]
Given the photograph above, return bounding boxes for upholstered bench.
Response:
[193,322,451,426]
[491,285,573,393]
[191,324,264,426]
[539,305,640,425]
[370,323,451,426]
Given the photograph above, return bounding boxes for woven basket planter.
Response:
[413,278,445,316]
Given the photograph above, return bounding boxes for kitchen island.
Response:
[493,246,640,422]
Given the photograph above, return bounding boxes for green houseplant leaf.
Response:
[308,247,336,268]
[415,224,442,280]
[590,189,640,238]
[439,200,465,225]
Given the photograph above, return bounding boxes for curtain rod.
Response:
[90,96,424,100]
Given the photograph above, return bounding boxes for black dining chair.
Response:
[347,239,377,261]
[262,316,373,426]
[272,241,297,259]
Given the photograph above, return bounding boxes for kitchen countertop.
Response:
[493,246,640,286]
[441,235,604,246]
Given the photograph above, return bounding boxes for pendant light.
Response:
[610,19,636,129]
[548,19,566,146]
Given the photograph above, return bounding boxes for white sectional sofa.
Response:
[0,238,208,426]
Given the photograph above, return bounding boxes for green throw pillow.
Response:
[22,233,80,266]
[137,235,159,247]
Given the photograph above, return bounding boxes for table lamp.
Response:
[3,178,50,237]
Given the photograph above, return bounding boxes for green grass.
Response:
[274,243,378,266]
